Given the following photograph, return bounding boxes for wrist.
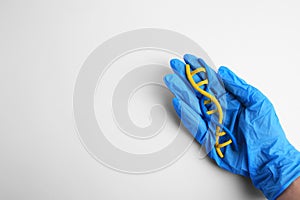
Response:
[277,176,300,200]
[250,146,300,200]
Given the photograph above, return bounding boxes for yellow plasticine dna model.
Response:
[185,64,232,158]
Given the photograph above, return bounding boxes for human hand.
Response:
[164,54,300,200]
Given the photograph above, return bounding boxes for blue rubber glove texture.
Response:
[164,54,249,177]
[164,54,300,200]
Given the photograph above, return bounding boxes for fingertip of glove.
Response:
[170,58,185,72]
[183,54,202,68]
[163,74,173,84]
[183,54,196,60]
[197,58,209,67]
[217,66,229,77]
[169,58,178,67]
[218,66,248,86]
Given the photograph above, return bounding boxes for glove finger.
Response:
[171,55,209,101]
[183,54,225,103]
[172,97,207,144]
[183,54,206,83]
[183,54,203,70]
[169,58,186,80]
[197,58,227,99]
[218,66,265,107]
[169,58,205,89]
[164,73,202,116]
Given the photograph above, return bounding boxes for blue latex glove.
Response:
[164,54,300,200]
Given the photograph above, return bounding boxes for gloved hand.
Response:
[164,54,300,200]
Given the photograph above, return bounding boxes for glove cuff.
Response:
[251,146,300,200]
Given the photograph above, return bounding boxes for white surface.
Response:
[1,0,300,199]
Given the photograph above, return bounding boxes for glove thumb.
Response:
[218,66,265,107]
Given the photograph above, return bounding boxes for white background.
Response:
[1,0,300,199]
